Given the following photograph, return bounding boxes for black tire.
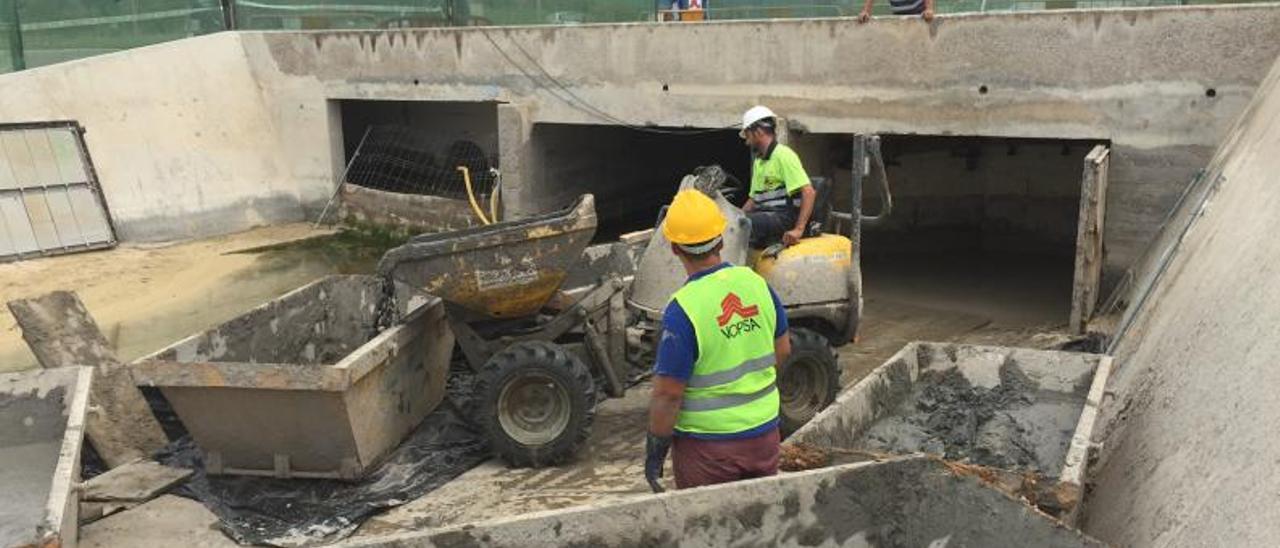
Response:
[778,328,840,437]
[474,341,596,467]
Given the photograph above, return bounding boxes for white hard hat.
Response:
[740,105,777,134]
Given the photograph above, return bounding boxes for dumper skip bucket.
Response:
[132,275,453,480]
[377,194,597,321]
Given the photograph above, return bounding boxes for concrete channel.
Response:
[131,275,453,480]
[343,455,1103,547]
[790,342,1111,523]
[0,366,93,547]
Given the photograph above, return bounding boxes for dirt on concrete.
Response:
[857,360,1075,474]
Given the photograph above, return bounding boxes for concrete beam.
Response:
[344,456,1104,548]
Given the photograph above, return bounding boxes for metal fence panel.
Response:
[0,122,115,262]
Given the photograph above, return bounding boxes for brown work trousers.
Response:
[671,428,780,489]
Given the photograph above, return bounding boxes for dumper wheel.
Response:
[476,341,596,467]
[778,328,840,437]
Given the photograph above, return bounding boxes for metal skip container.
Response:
[1,366,93,548]
[132,275,453,480]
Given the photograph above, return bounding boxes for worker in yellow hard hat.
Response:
[644,189,793,492]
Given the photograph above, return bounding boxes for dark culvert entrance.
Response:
[530,123,750,241]
[854,135,1106,345]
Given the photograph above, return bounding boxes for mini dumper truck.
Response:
[377,135,892,466]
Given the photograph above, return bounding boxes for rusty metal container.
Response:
[132,275,453,480]
[377,194,597,321]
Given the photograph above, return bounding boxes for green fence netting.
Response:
[0,0,1267,74]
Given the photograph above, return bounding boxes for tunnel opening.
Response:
[530,122,751,241]
[337,100,500,200]
[854,134,1107,332]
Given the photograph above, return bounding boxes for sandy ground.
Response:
[0,224,339,372]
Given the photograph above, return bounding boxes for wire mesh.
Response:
[344,124,499,202]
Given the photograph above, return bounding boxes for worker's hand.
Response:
[782,228,803,247]
[922,9,934,21]
[644,432,672,493]
[857,9,871,23]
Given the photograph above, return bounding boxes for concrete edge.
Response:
[132,359,352,391]
[336,293,441,382]
[789,341,921,444]
[337,456,917,547]
[1060,355,1113,487]
[45,366,94,546]
[132,274,353,364]
[231,3,1280,37]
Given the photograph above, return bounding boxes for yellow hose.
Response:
[458,166,491,225]
[489,177,501,223]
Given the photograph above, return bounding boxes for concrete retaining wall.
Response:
[0,33,330,243]
[1,5,1277,278]
[1082,55,1280,546]
[242,4,1280,284]
[338,183,481,234]
[344,456,1104,548]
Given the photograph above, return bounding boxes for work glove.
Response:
[644,432,673,493]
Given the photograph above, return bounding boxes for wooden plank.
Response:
[1070,145,1110,333]
[82,460,192,503]
[7,291,169,468]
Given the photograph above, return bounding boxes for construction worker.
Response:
[645,189,792,491]
[739,105,817,248]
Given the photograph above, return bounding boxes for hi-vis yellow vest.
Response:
[672,266,779,435]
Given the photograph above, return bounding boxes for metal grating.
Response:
[0,121,115,261]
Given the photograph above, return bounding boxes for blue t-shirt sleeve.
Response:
[769,285,789,338]
[653,300,698,382]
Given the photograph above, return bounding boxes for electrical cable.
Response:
[480,29,739,136]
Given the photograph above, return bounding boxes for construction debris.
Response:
[82,460,192,503]
[7,291,168,468]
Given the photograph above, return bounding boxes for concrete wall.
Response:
[239,5,1280,282]
[1081,56,1280,547]
[0,33,328,242]
[346,456,1104,547]
[1,5,1277,270]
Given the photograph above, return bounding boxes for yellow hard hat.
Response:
[662,189,727,248]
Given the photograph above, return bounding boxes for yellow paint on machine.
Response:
[751,234,853,275]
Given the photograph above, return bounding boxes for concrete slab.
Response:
[79,495,237,548]
[82,460,192,503]
[0,366,93,548]
[344,456,1104,548]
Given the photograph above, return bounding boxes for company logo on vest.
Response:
[717,293,761,338]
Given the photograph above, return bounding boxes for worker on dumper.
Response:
[645,189,792,492]
[739,105,817,248]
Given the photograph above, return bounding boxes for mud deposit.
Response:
[857,361,1084,474]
